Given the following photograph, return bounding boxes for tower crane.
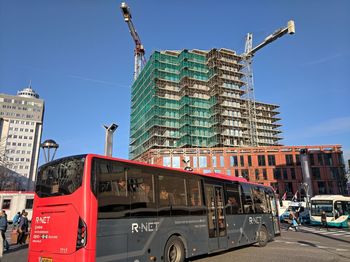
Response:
[120,2,146,81]
[242,20,295,147]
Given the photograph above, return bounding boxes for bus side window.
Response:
[188,179,202,206]
[96,160,130,219]
[241,184,255,214]
[226,183,243,215]
[252,187,269,214]
[158,175,188,216]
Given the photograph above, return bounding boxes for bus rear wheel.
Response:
[164,236,185,262]
[257,226,268,247]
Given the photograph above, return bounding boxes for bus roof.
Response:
[0,191,35,195]
[310,195,350,201]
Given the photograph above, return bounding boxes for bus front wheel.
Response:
[164,236,185,262]
[257,226,268,247]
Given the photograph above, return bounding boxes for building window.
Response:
[220,156,224,167]
[285,182,293,193]
[212,156,217,167]
[311,167,321,180]
[317,181,326,194]
[309,154,315,165]
[25,199,34,209]
[193,157,198,168]
[172,156,180,168]
[290,168,296,179]
[226,170,231,176]
[337,153,344,165]
[1,199,11,209]
[317,154,324,165]
[273,168,281,179]
[330,167,339,179]
[255,169,260,180]
[268,155,276,166]
[283,169,288,180]
[199,156,207,168]
[234,169,239,177]
[230,156,238,167]
[328,182,333,194]
[248,155,252,166]
[285,154,293,165]
[324,154,333,166]
[163,157,171,167]
[240,155,244,166]
[258,155,266,166]
[241,169,249,180]
[295,155,301,165]
[263,169,267,180]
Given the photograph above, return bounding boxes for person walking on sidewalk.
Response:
[287,211,299,231]
[0,224,3,262]
[17,212,29,244]
[0,211,9,252]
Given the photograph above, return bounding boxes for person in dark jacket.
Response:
[0,210,9,251]
[321,210,328,231]
[17,212,29,244]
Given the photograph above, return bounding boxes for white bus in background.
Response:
[310,195,350,228]
[0,191,34,222]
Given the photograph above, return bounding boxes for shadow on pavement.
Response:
[4,244,28,254]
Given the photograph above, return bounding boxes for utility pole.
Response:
[242,20,295,146]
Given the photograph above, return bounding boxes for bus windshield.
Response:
[35,155,86,197]
[311,200,333,217]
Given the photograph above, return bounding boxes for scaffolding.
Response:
[129,48,282,160]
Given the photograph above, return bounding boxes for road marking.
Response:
[336,249,348,252]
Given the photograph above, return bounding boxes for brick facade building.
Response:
[136,145,348,198]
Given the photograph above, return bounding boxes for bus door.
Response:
[205,184,227,252]
[268,193,280,235]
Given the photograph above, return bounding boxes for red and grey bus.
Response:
[29,154,280,262]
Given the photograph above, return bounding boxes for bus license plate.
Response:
[40,258,53,262]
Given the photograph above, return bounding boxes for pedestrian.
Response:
[334,209,340,220]
[0,211,9,252]
[321,210,328,231]
[0,227,3,262]
[287,211,298,231]
[17,211,29,244]
[12,212,21,228]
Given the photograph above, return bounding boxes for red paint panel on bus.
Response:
[30,204,79,254]
[28,155,98,261]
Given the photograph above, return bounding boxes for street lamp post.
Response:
[40,139,59,163]
[103,123,118,157]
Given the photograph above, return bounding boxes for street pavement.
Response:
[2,224,350,262]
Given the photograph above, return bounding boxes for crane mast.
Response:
[242,20,295,147]
[120,2,146,81]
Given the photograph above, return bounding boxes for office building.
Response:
[0,86,44,190]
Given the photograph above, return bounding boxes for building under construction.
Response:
[129,48,282,160]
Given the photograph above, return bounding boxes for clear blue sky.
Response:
[1,0,349,166]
